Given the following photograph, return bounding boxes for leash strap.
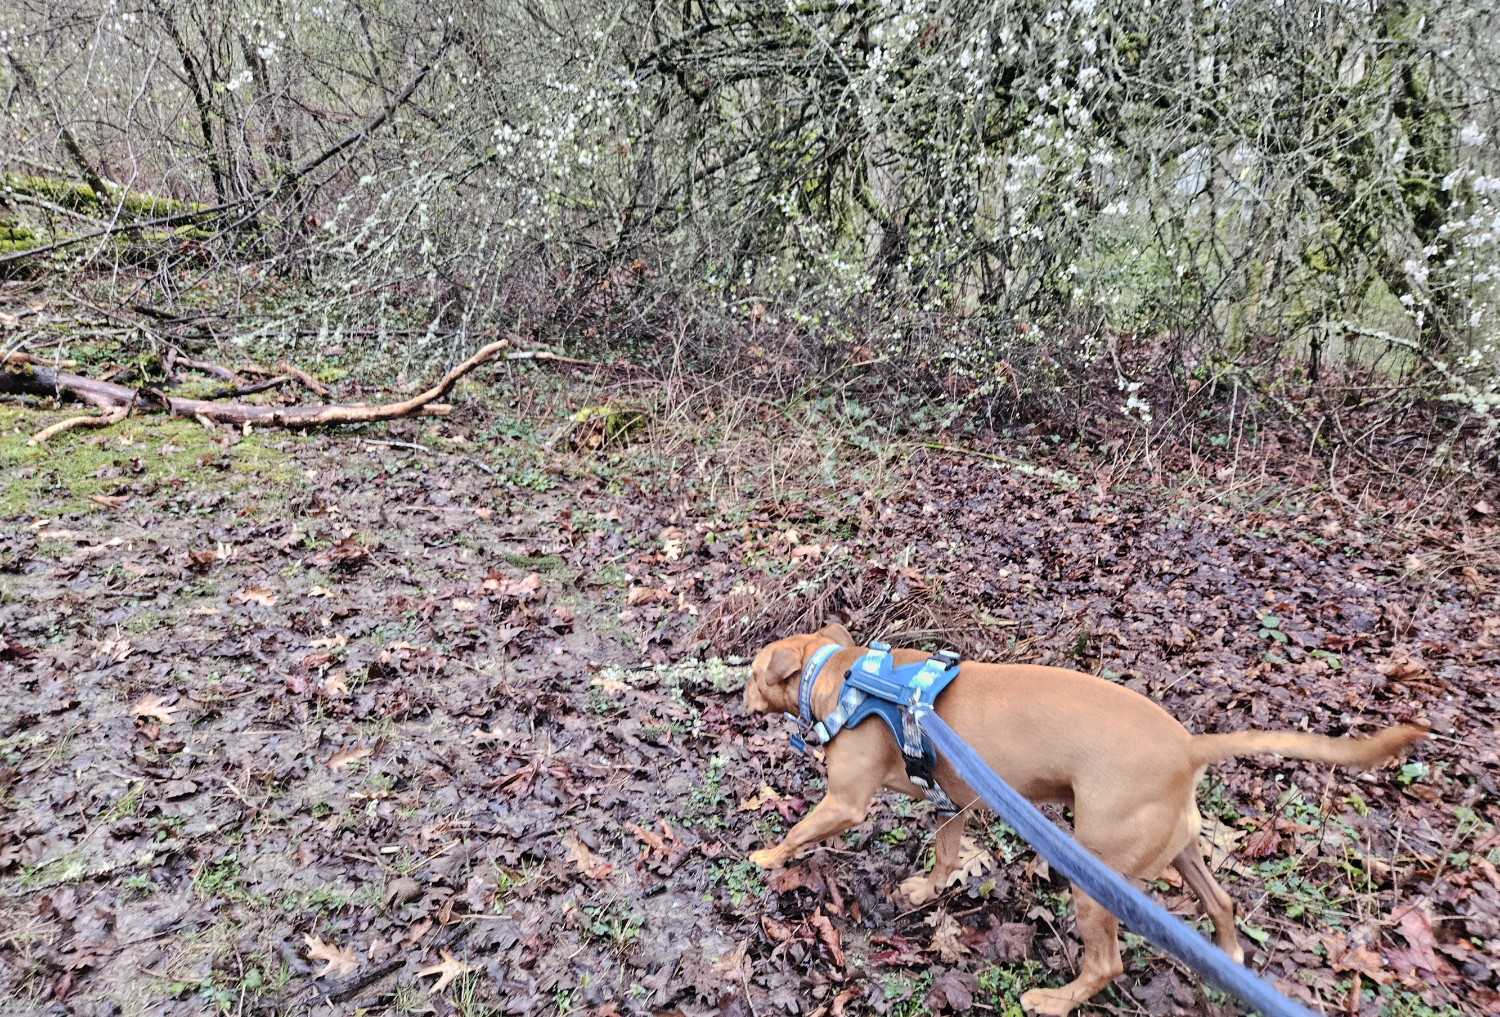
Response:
[913,706,1317,1017]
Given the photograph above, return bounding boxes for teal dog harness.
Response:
[788,641,963,815]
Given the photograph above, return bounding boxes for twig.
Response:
[171,351,239,383]
[277,360,332,396]
[361,437,496,475]
[209,375,290,399]
[3,352,78,368]
[0,55,444,268]
[2,338,509,427]
[28,401,131,445]
[504,350,597,367]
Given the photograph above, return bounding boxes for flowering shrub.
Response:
[2,0,1497,467]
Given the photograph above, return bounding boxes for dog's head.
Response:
[743,623,855,716]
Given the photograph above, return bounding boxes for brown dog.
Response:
[743,625,1427,1016]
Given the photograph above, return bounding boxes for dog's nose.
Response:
[744,684,765,713]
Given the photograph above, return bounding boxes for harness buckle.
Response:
[930,649,961,671]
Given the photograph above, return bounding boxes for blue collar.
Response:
[797,643,842,724]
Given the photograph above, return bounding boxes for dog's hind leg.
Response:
[1171,841,1243,963]
[1019,888,1123,1017]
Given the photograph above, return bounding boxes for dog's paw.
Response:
[1019,988,1079,1017]
[747,848,782,870]
[898,873,938,905]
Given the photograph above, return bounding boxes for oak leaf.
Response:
[926,910,971,963]
[130,695,178,725]
[303,934,359,979]
[945,835,994,887]
[565,832,612,879]
[236,586,278,606]
[416,949,473,993]
[94,637,134,664]
[327,744,373,771]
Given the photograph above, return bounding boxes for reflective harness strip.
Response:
[788,642,963,814]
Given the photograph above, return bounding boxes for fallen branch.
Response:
[3,351,78,368]
[3,339,507,431]
[28,401,131,446]
[209,375,291,399]
[505,350,596,367]
[172,352,239,383]
[278,361,332,397]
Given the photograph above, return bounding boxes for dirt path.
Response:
[1,369,1496,1017]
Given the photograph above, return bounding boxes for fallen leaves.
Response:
[659,526,686,561]
[93,636,133,665]
[0,634,36,661]
[416,949,474,993]
[565,832,613,880]
[130,695,178,725]
[945,835,994,887]
[307,536,373,571]
[303,935,359,980]
[235,585,278,607]
[87,494,128,510]
[327,743,373,771]
[625,820,693,873]
[736,784,783,812]
[626,585,671,606]
[926,910,971,963]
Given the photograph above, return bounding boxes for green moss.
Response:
[0,406,299,519]
[2,173,205,219]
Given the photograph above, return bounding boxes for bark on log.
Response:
[3,339,507,431]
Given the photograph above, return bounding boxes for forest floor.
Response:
[2,332,1498,1017]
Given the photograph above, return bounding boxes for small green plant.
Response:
[166,972,235,1012]
[105,782,146,822]
[1256,856,1349,924]
[1256,613,1287,643]
[125,873,156,898]
[1371,985,1465,1017]
[879,971,934,1017]
[580,894,644,953]
[684,755,729,827]
[192,854,241,899]
[711,859,767,906]
[452,972,502,1017]
[975,961,1047,1017]
[1397,762,1429,786]
[17,852,88,889]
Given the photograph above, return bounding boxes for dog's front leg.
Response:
[749,732,889,870]
[748,791,868,869]
[899,810,967,904]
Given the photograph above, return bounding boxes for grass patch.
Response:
[0,405,301,519]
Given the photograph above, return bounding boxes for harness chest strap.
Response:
[788,641,963,815]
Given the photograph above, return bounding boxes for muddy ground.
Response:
[1,354,1497,1017]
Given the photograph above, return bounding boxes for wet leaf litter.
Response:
[0,414,1495,1017]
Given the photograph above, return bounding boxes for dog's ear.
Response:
[814,622,855,647]
[761,644,804,688]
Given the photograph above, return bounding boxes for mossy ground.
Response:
[0,403,302,519]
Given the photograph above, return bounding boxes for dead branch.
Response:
[28,402,132,445]
[504,350,596,367]
[172,352,239,382]
[3,339,507,431]
[277,361,332,397]
[3,352,79,368]
[210,375,291,399]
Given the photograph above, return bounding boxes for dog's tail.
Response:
[1187,721,1429,770]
